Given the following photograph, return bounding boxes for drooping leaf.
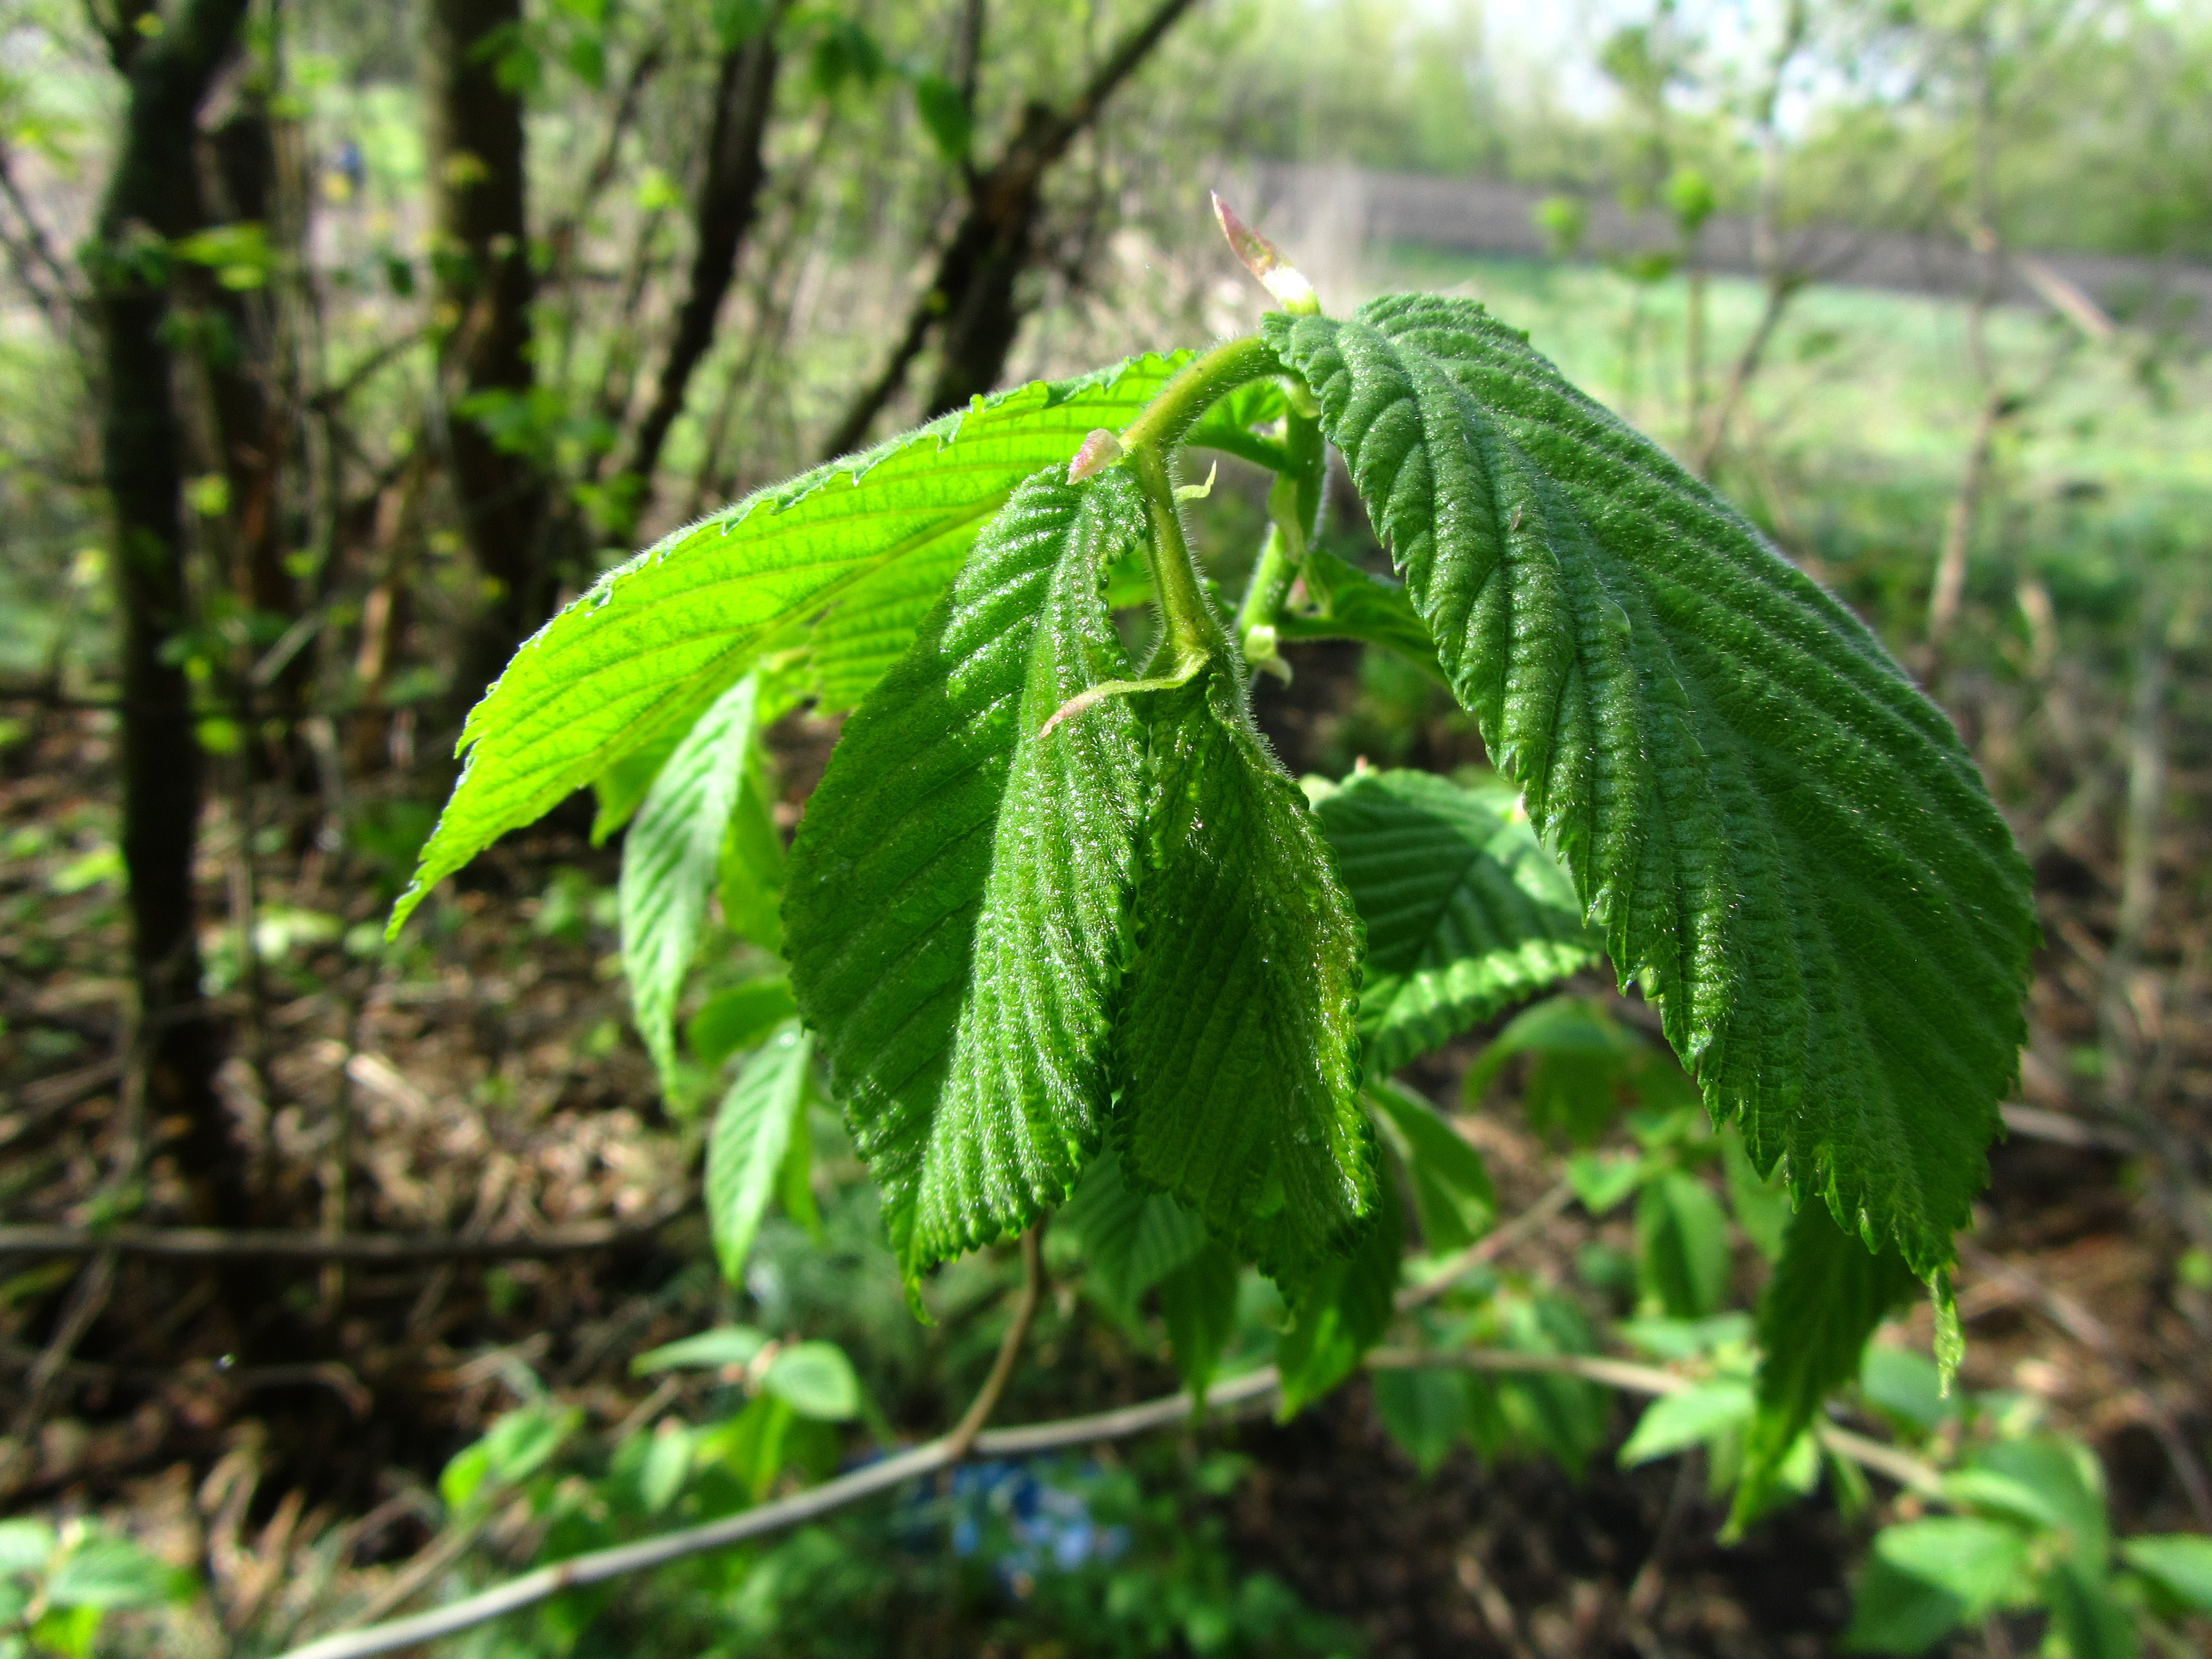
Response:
[1278,545,1445,680]
[784,470,1148,1281]
[912,71,972,165]
[621,672,761,1082]
[392,353,1183,932]
[1314,768,1596,1077]
[705,1022,814,1284]
[1367,1080,1494,1252]
[1275,1176,1401,1416]
[1156,1240,1240,1397]
[1117,667,1374,1274]
[686,976,798,1069]
[1635,1171,1731,1320]
[1733,1196,1919,1528]
[1060,1148,1211,1326]
[1267,296,2037,1275]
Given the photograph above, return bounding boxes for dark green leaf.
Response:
[686,977,798,1069]
[785,470,1148,1281]
[1276,1179,1401,1415]
[1156,1241,1240,1397]
[1315,768,1595,1077]
[2040,1561,2140,1659]
[393,354,1183,933]
[1117,667,1374,1274]
[1465,994,1652,1146]
[706,1023,814,1283]
[621,672,762,1081]
[1061,1149,1211,1327]
[1719,1125,1791,1261]
[1267,296,2036,1275]
[1373,1367,1474,1476]
[1733,1197,1919,1527]
[1367,1080,1493,1252]
[1636,1171,1730,1319]
[1842,1550,1968,1655]
[913,72,972,165]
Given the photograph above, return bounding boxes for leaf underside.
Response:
[1267,295,2036,1274]
[783,469,1149,1280]
[393,353,1184,932]
[1115,668,1374,1275]
[1315,767,1599,1077]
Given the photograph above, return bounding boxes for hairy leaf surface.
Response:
[784,470,1148,1280]
[621,671,760,1082]
[1315,768,1597,1077]
[1116,668,1374,1274]
[393,355,1182,931]
[1267,295,2036,1273]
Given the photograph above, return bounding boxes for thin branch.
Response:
[0,1204,692,1264]
[1396,1178,1575,1310]
[945,1223,1045,1459]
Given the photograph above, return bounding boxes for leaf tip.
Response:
[1210,190,1318,316]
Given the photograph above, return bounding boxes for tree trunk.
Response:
[427,0,547,703]
[621,5,786,526]
[89,0,254,1217]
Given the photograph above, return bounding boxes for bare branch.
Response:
[0,1203,692,1264]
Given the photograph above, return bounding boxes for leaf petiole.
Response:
[1036,656,1204,740]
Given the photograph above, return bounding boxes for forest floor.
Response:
[3,635,2209,1658]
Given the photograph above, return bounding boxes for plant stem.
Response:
[943,1223,1045,1459]
[1117,333,1280,455]
[1129,443,1225,672]
[1232,398,1324,670]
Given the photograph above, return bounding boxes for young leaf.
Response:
[1278,545,1445,681]
[686,976,798,1069]
[621,671,762,1082]
[631,1326,769,1375]
[716,741,785,951]
[1733,1196,1919,1529]
[2120,1535,2212,1614]
[1870,1518,2037,1622]
[761,1342,862,1421]
[1618,1379,1753,1466]
[1275,1177,1402,1415]
[784,470,1148,1281]
[1267,296,2036,1275]
[1314,768,1597,1077]
[1116,666,1374,1274]
[1156,1240,1240,1397]
[1635,1171,1731,1320]
[392,353,1183,932]
[705,1023,813,1284]
[1367,1080,1494,1252]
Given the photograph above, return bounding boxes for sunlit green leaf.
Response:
[706,1023,814,1284]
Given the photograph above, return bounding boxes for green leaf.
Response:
[1117,667,1374,1274]
[2041,1561,2140,1659]
[0,1520,55,1575]
[1156,1241,1240,1396]
[716,742,784,951]
[1275,1179,1401,1416]
[1465,994,1650,1146]
[912,71,972,165]
[785,470,1149,1281]
[1373,1367,1474,1476]
[1733,1197,1919,1527]
[1873,1518,2037,1618]
[41,1537,182,1610]
[588,732,676,844]
[1313,768,1596,1078]
[1567,1149,1644,1215]
[637,1424,693,1514]
[1367,1080,1493,1252]
[2120,1534,2212,1614]
[631,1325,769,1375]
[686,977,798,1069]
[706,1023,814,1284]
[1619,1379,1753,1466]
[1636,1171,1730,1319]
[392,353,1183,933]
[1861,1345,1950,1432]
[1061,1148,1212,1326]
[1278,546,1444,679]
[1719,1125,1791,1262]
[761,1342,861,1420]
[1842,1550,1968,1655]
[1186,379,1290,473]
[1971,1435,2109,1563]
[621,672,762,1082]
[1267,296,2036,1275]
